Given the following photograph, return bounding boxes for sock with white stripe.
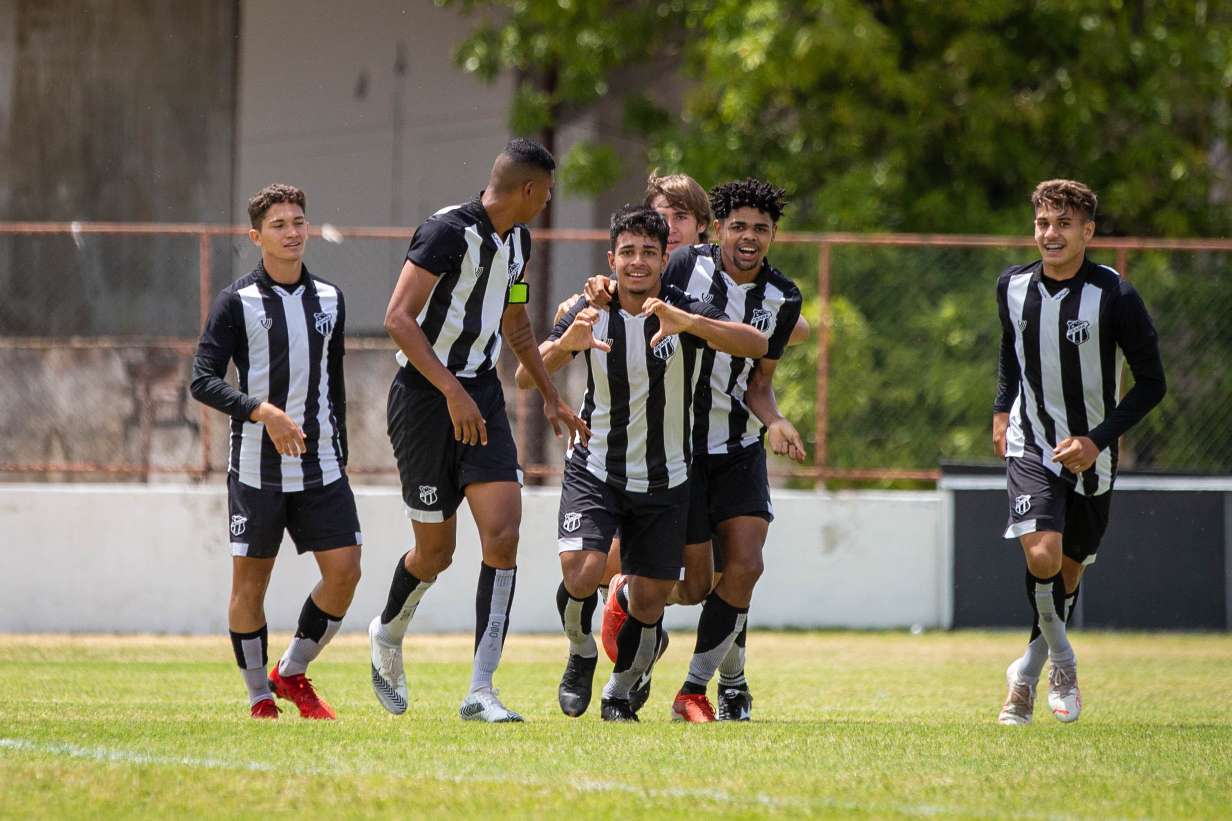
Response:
[470,564,516,693]
[379,552,432,642]
[556,582,598,659]
[602,614,662,702]
[717,618,749,690]
[683,592,748,694]
[229,625,273,706]
[1019,571,1049,680]
[278,595,342,677]
[1064,584,1080,625]
[1030,571,1073,666]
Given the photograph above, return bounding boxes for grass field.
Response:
[1,630,1229,819]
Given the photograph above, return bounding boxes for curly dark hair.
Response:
[709,178,788,223]
[247,183,306,229]
[609,205,668,252]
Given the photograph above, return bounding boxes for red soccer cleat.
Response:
[671,690,716,723]
[602,574,630,663]
[269,666,337,720]
[250,697,280,719]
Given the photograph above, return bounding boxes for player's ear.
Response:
[248,227,261,247]
[1083,219,1095,242]
[607,250,616,273]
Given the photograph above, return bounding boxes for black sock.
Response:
[1024,569,1043,644]
[556,582,598,635]
[1065,583,1081,625]
[229,625,268,670]
[296,595,341,642]
[381,552,422,625]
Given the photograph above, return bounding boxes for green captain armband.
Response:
[507,282,529,304]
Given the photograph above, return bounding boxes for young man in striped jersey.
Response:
[191,184,362,720]
[994,179,1166,725]
[369,139,589,723]
[520,206,768,721]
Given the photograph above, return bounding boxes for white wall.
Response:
[0,485,947,634]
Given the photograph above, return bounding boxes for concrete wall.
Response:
[0,485,947,634]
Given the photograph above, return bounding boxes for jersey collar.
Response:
[255,259,315,296]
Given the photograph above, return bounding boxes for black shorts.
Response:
[686,443,775,547]
[387,366,522,523]
[557,458,689,581]
[1003,456,1112,565]
[227,472,362,559]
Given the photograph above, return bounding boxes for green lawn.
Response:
[1,630,1229,819]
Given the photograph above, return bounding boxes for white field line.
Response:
[0,736,1079,819]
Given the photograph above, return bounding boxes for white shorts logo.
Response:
[230,515,248,536]
[561,511,582,533]
[750,307,776,335]
[1014,494,1032,516]
[418,485,438,506]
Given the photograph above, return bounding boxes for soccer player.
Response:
[368,138,589,723]
[518,206,767,721]
[994,179,1166,725]
[190,183,362,720]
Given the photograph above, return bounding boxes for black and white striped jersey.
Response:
[995,258,1166,496]
[191,261,347,491]
[552,286,725,493]
[664,244,803,454]
[395,195,531,379]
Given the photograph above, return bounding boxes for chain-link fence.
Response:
[2,222,1228,486]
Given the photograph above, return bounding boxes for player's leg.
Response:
[601,575,676,722]
[668,541,715,606]
[269,479,364,719]
[598,535,622,601]
[459,479,524,722]
[555,462,618,716]
[225,473,284,718]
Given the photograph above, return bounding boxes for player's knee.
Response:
[1024,547,1061,578]
[725,554,764,585]
[327,560,362,593]
[481,525,519,564]
[677,575,711,606]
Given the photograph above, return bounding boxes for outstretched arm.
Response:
[504,304,591,448]
[641,298,768,359]
[515,306,610,389]
[745,358,806,463]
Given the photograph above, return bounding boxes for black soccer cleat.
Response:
[716,685,753,721]
[558,653,597,717]
[600,697,639,722]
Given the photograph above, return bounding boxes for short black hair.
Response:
[503,137,556,174]
[609,205,668,253]
[710,178,788,223]
[248,183,306,229]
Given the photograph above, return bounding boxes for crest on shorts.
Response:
[651,334,679,362]
[259,315,273,331]
[314,311,336,337]
[1066,319,1090,345]
[562,512,582,533]
[418,485,438,506]
[1013,494,1032,516]
[230,514,248,536]
[750,307,776,335]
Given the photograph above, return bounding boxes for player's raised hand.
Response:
[1052,435,1098,473]
[544,395,591,448]
[554,293,583,326]
[767,418,807,464]
[992,412,1009,459]
[640,298,692,346]
[445,384,488,446]
[253,402,307,457]
[583,275,615,308]
[558,308,611,353]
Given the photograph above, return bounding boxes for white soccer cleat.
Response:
[369,616,408,715]
[459,688,524,723]
[997,657,1037,725]
[1047,657,1082,723]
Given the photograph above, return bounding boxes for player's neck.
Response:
[480,190,517,236]
[1041,257,1083,282]
[615,284,660,316]
[262,254,303,285]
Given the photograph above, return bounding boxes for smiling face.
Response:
[607,230,665,297]
[650,194,704,256]
[717,206,776,277]
[250,202,307,265]
[1034,204,1093,278]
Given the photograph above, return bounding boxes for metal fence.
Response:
[1,222,1228,486]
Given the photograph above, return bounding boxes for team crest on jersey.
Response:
[699,291,715,305]
[418,485,438,506]
[750,307,776,335]
[506,259,523,285]
[651,335,679,362]
[259,316,273,330]
[230,515,248,536]
[561,512,582,533]
[1013,494,1032,516]
[314,311,335,337]
[1017,319,1027,333]
[1066,319,1091,345]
